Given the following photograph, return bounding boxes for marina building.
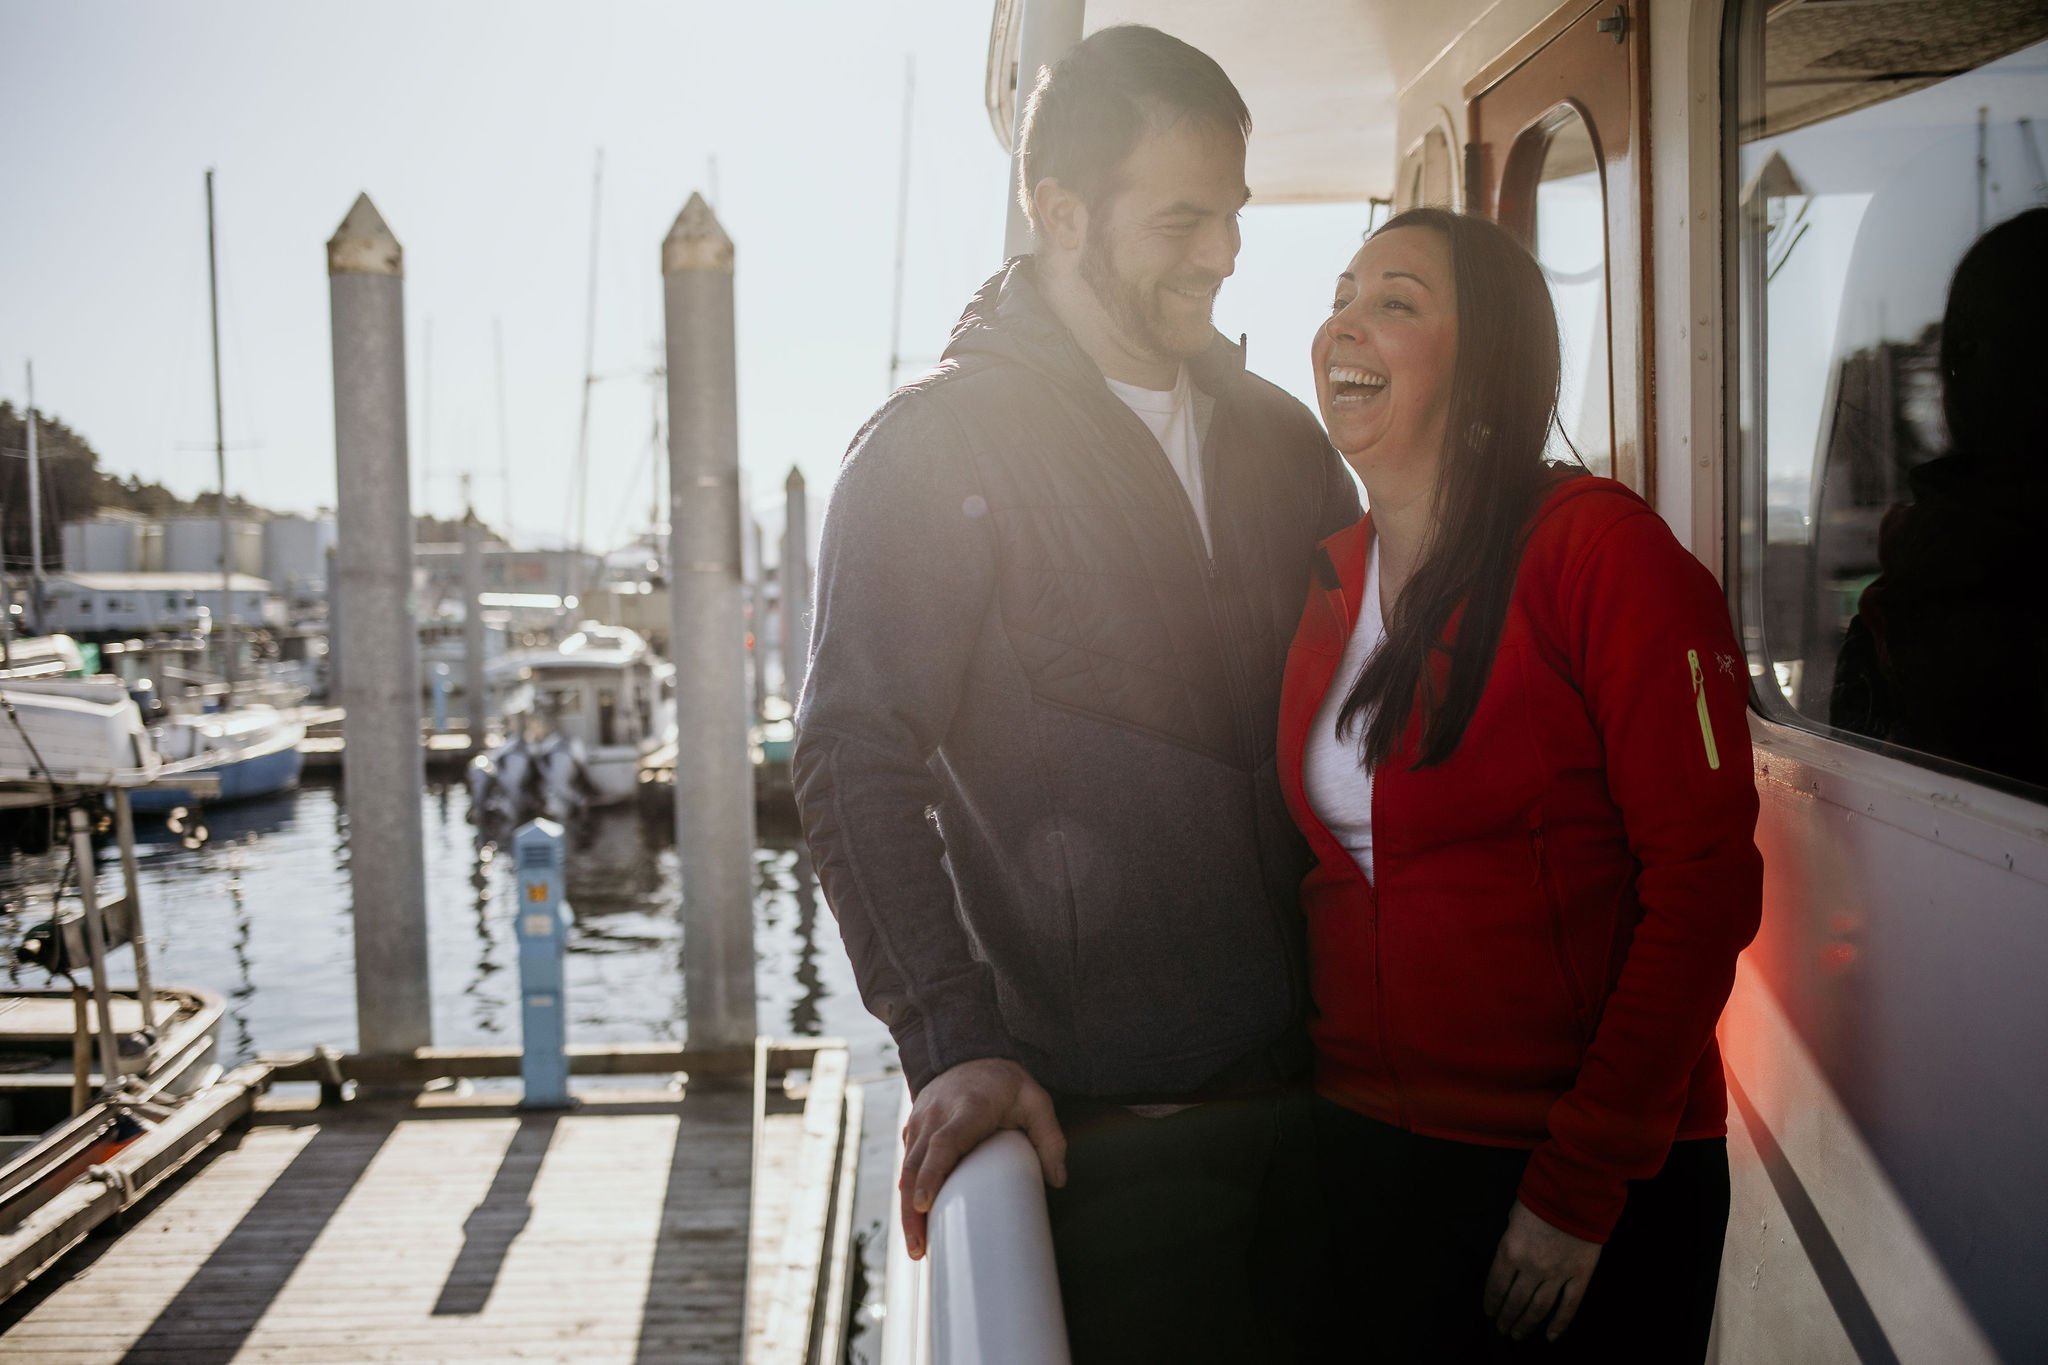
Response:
[38,571,278,638]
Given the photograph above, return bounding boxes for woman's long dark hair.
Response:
[1336,208,1564,768]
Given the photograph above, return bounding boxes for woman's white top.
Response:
[1303,539,1386,882]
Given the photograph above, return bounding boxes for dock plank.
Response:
[0,1056,851,1364]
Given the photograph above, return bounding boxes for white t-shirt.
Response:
[1104,365,1211,553]
[1303,540,1386,882]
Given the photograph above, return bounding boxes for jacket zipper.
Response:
[1688,649,1721,771]
[1355,607,1403,1127]
[1105,392,1260,765]
[1101,389,1290,1010]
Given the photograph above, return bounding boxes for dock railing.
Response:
[883,1088,1072,1365]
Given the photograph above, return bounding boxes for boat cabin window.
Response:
[1401,127,1456,210]
[597,687,619,747]
[1729,0,2048,796]
[1469,0,1648,492]
[1529,106,1613,478]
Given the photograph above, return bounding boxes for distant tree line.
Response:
[0,401,497,573]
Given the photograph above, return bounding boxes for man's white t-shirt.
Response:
[1104,365,1212,554]
[1303,540,1386,882]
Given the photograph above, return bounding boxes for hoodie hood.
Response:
[942,255,1249,395]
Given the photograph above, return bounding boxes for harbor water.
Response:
[0,776,900,1361]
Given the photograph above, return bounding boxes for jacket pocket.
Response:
[1527,812,1594,1053]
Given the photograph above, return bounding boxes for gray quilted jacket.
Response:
[793,259,1361,1099]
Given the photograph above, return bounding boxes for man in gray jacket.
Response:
[793,25,1359,1359]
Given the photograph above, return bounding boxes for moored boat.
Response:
[481,623,674,817]
[130,705,305,813]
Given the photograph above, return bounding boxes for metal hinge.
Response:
[1596,5,1629,43]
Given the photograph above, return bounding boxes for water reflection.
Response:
[0,778,863,1068]
[790,849,822,1038]
[0,776,890,1358]
[225,868,256,1061]
[465,841,505,1038]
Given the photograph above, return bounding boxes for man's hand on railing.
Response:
[899,1057,1068,1259]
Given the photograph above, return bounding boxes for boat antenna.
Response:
[567,149,604,609]
[888,56,916,391]
[206,169,235,707]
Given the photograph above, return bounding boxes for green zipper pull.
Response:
[1688,648,1721,771]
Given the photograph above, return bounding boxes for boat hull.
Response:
[130,731,305,813]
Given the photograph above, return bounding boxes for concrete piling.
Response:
[327,192,433,1057]
[1002,0,1087,258]
[662,192,758,1050]
[780,468,811,708]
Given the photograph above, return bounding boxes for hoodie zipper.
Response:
[1105,390,1260,766]
[1085,380,1297,1035]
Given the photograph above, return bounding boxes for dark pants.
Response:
[1314,1099,1729,1364]
[1045,1088,1325,1364]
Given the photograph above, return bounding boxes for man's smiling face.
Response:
[1077,114,1248,373]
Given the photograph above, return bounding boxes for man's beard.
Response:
[1079,223,1215,364]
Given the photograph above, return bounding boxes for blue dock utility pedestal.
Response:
[513,819,574,1109]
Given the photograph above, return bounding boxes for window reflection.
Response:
[1735,6,2048,793]
[1531,108,1613,478]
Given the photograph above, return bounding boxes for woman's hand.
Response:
[1483,1199,1603,1342]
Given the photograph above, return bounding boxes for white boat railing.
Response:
[883,1087,1072,1365]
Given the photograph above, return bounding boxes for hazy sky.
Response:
[0,1,1371,555]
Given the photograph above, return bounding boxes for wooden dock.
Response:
[0,1041,861,1363]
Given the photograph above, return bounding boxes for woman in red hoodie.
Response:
[1284,208,1761,1361]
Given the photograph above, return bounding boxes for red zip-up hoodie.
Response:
[1278,475,1762,1242]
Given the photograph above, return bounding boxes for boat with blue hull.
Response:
[129,707,305,813]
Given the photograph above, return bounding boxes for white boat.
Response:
[0,987,225,1232]
[132,705,305,813]
[0,682,158,806]
[0,636,89,684]
[486,623,674,809]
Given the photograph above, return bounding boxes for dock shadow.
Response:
[121,1117,391,1363]
[637,1084,754,1365]
[430,1110,560,1316]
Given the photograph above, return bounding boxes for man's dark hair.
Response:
[1015,25,1251,232]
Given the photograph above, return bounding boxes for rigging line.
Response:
[600,439,661,549]
[0,689,59,802]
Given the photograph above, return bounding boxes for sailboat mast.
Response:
[206,168,235,704]
[568,150,603,608]
[494,318,512,537]
[888,56,915,391]
[24,360,42,635]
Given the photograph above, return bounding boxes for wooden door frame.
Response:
[1466,0,1655,496]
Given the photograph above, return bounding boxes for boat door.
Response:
[1467,0,1651,494]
